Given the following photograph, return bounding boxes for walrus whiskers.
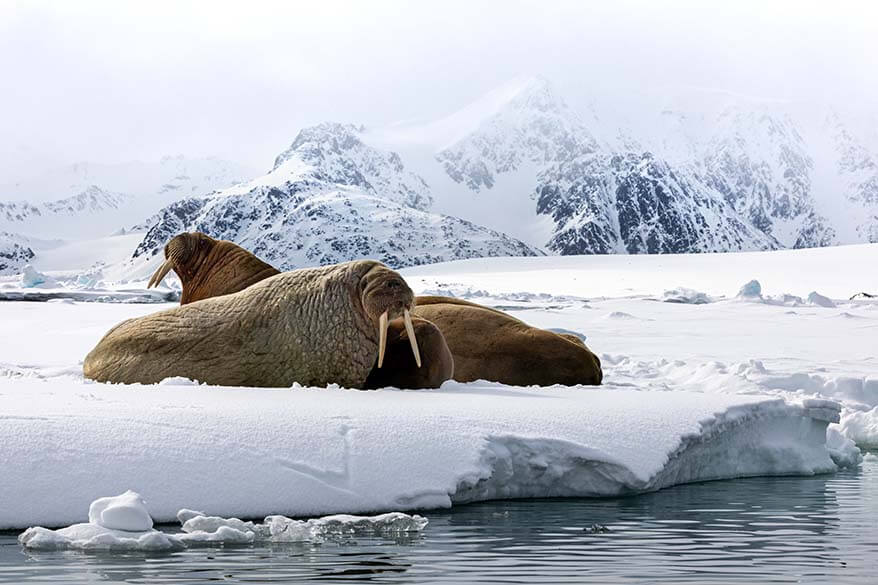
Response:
[403,309,422,368]
[147,259,174,289]
[377,310,388,368]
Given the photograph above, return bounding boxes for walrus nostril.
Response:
[386,279,402,289]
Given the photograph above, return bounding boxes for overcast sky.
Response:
[1,0,876,181]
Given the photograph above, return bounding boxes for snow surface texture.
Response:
[19,491,427,551]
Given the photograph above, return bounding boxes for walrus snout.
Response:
[148,232,215,289]
[360,266,420,370]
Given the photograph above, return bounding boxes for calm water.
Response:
[2,455,876,584]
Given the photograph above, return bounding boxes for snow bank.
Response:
[0,379,851,530]
[19,492,427,551]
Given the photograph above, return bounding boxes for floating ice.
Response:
[88,490,153,531]
[19,495,427,551]
[19,491,181,552]
[838,407,878,449]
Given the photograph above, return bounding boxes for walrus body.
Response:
[412,296,602,386]
[85,261,419,388]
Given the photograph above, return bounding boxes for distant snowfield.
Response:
[1,244,875,530]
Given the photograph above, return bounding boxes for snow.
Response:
[0,244,874,530]
[88,491,153,531]
[0,377,849,530]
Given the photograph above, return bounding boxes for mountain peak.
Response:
[503,76,564,113]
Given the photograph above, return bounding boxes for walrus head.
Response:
[359,264,421,369]
[147,232,279,304]
[148,232,212,289]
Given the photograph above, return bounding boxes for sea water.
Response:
[2,454,875,584]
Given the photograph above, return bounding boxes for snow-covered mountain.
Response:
[370,78,784,254]
[127,77,878,275]
[15,77,875,278]
[369,78,877,254]
[821,112,878,243]
[129,124,542,272]
[0,186,132,224]
[0,156,256,239]
[0,232,35,275]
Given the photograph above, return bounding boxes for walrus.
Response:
[143,233,601,387]
[85,260,429,388]
[147,232,278,304]
[143,233,453,389]
[411,296,603,386]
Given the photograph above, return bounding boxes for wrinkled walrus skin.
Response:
[84,260,418,388]
[412,296,603,386]
[145,232,453,389]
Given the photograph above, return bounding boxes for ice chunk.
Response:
[19,265,57,289]
[807,291,836,308]
[661,287,712,304]
[181,514,257,534]
[737,279,762,298]
[20,492,178,551]
[265,512,428,542]
[178,525,256,545]
[88,490,153,531]
[19,523,184,551]
[839,407,878,449]
[825,428,862,468]
[176,508,206,524]
[20,503,426,551]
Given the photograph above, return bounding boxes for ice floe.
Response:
[19,492,427,551]
[0,378,856,530]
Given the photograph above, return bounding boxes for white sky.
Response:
[1,0,876,181]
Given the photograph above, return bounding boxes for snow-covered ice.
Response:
[0,244,874,530]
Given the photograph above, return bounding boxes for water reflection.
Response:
[2,458,875,584]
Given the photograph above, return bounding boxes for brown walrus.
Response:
[143,233,601,387]
[144,233,453,389]
[412,296,602,386]
[147,232,278,304]
[85,260,430,388]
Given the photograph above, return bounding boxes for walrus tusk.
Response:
[403,309,422,368]
[377,310,388,368]
[147,259,174,289]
